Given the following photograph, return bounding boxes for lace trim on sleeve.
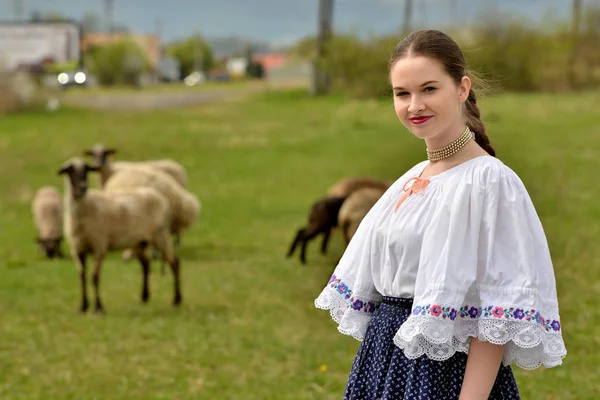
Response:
[314,274,380,341]
[393,303,567,370]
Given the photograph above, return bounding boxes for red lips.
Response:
[410,116,433,125]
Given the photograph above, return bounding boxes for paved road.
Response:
[57,80,307,111]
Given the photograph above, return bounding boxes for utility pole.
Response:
[450,0,458,26]
[193,32,203,73]
[568,0,583,89]
[155,18,164,58]
[311,0,334,96]
[13,0,25,21]
[402,0,413,35]
[104,0,114,39]
[418,0,427,27]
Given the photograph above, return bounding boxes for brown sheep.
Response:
[286,195,346,265]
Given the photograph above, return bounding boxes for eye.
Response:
[395,91,409,97]
[424,86,437,92]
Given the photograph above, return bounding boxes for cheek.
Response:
[393,99,407,118]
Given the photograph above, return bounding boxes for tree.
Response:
[568,0,582,89]
[166,35,214,78]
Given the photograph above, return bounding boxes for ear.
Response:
[57,166,70,175]
[458,75,471,103]
[106,148,117,155]
[83,149,94,156]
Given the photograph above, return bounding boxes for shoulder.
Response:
[459,156,528,196]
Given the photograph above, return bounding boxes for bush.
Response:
[85,39,150,86]
[291,6,600,98]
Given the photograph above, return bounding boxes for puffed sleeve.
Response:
[314,164,426,341]
[393,159,567,370]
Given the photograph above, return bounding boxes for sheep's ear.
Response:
[83,149,94,156]
[57,166,70,175]
[105,148,117,155]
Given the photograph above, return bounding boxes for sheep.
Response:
[58,157,182,313]
[326,177,393,198]
[102,165,201,271]
[31,185,65,259]
[83,144,188,188]
[338,187,387,246]
[286,195,346,265]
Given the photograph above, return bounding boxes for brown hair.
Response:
[389,30,496,157]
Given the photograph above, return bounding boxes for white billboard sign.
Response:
[0,23,81,71]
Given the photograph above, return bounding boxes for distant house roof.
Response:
[252,52,289,71]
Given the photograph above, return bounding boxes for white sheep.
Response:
[31,185,64,259]
[102,164,201,272]
[84,144,188,188]
[58,157,183,313]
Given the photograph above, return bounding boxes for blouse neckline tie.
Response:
[394,177,430,213]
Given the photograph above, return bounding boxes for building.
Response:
[0,21,81,71]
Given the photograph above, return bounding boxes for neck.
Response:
[426,125,474,163]
[424,121,468,151]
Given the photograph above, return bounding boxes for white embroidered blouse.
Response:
[315,155,567,370]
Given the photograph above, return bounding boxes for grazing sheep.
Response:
[338,187,387,246]
[326,177,393,198]
[84,144,188,188]
[58,157,182,313]
[31,185,64,259]
[103,165,200,246]
[286,195,346,265]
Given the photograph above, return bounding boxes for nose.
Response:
[407,94,424,114]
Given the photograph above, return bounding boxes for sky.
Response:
[0,0,576,46]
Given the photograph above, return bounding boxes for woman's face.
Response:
[390,55,470,145]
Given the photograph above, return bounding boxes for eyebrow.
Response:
[393,80,439,90]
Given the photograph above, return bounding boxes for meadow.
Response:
[0,88,598,399]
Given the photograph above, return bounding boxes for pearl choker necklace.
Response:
[426,126,474,161]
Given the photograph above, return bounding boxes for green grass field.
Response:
[0,88,598,399]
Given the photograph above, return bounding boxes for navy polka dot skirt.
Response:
[344,297,521,400]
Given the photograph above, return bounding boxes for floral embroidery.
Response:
[327,274,378,314]
[412,303,562,332]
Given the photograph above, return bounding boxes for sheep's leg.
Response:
[169,256,182,306]
[153,233,182,306]
[76,252,89,313]
[287,228,305,258]
[137,252,151,303]
[320,228,331,255]
[91,254,105,313]
[300,229,319,265]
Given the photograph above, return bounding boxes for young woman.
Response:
[315,29,567,400]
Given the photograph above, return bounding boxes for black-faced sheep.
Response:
[84,144,188,188]
[338,187,386,245]
[31,185,64,259]
[58,157,182,313]
[286,195,346,265]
